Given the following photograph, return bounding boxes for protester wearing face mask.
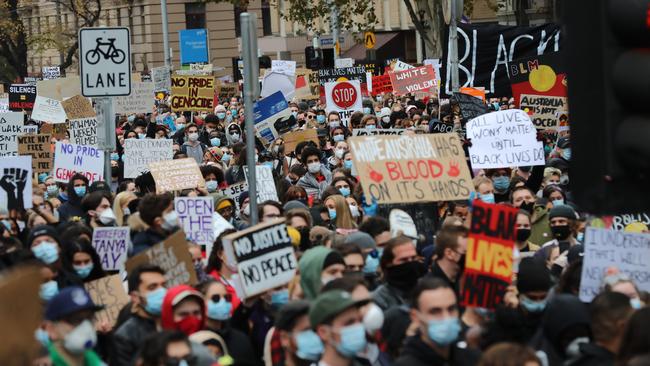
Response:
[299,246,345,300]
[81,191,116,228]
[180,123,208,165]
[327,112,342,129]
[541,205,579,254]
[274,300,324,366]
[427,225,468,294]
[44,176,60,200]
[511,186,552,246]
[542,185,567,209]
[199,114,220,146]
[113,265,168,365]
[61,241,105,283]
[200,165,224,193]
[395,278,481,366]
[160,285,207,338]
[473,177,496,204]
[43,287,104,365]
[132,193,179,255]
[28,225,82,292]
[486,169,512,203]
[515,210,541,255]
[57,174,89,223]
[324,194,357,231]
[297,146,332,199]
[226,123,243,146]
[378,107,392,128]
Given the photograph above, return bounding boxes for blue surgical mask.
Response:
[328,208,337,220]
[493,176,509,191]
[363,254,379,274]
[207,298,232,320]
[231,109,238,117]
[480,193,495,204]
[217,112,226,119]
[333,134,345,142]
[426,317,461,346]
[271,289,289,307]
[295,330,324,361]
[32,241,59,264]
[576,232,584,243]
[222,153,231,163]
[74,186,87,197]
[74,263,94,279]
[138,133,146,139]
[363,107,372,114]
[144,287,167,316]
[263,161,274,170]
[1,219,10,231]
[366,124,376,129]
[520,295,547,313]
[46,185,59,198]
[630,298,643,310]
[110,152,119,161]
[40,280,59,301]
[552,199,565,207]
[339,187,350,197]
[343,160,353,170]
[35,328,50,347]
[562,147,572,161]
[335,323,367,357]
[292,111,299,119]
[206,180,219,192]
[316,115,326,123]
[210,137,221,147]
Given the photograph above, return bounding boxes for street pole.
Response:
[95,98,116,184]
[330,2,339,60]
[161,0,171,67]
[449,0,460,92]
[241,12,259,225]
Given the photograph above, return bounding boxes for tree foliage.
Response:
[0,0,28,83]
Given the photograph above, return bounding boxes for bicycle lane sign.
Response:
[79,27,131,97]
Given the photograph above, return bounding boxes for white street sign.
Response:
[79,27,131,97]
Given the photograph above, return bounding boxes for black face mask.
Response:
[551,225,571,240]
[385,261,426,289]
[520,201,535,214]
[298,227,312,252]
[456,254,466,274]
[111,166,119,177]
[516,228,532,242]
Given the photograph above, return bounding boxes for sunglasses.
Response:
[211,294,233,303]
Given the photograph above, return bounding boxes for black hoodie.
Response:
[57,173,89,222]
[394,332,480,366]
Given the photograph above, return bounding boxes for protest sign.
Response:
[0,94,8,113]
[92,227,130,271]
[389,65,436,96]
[149,158,205,193]
[335,58,355,69]
[271,60,297,75]
[69,118,98,146]
[61,95,96,119]
[579,227,650,302]
[175,196,214,246]
[349,133,473,204]
[40,123,67,140]
[452,92,489,123]
[125,230,198,286]
[244,165,279,203]
[430,120,455,133]
[53,141,104,184]
[23,77,40,86]
[31,96,67,124]
[22,125,37,134]
[253,91,295,146]
[371,74,393,95]
[591,213,650,232]
[324,80,363,127]
[170,75,215,112]
[260,71,296,101]
[377,202,439,247]
[282,129,319,154]
[0,156,33,212]
[460,200,517,309]
[389,209,417,239]
[189,63,213,74]
[36,77,81,100]
[8,84,36,111]
[392,60,414,71]
[295,68,320,99]
[124,139,173,178]
[352,128,405,137]
[318,66,368,96]
[84,275,130,326]
[519,95,568,130]
[467,109,545,169]
[441,23,561,96]
[216,82,239,100]
[42,66,60,80]
[218,181,248,213]
[222,219,298,298]
[0,112,24,156]
[152,66,172,93]
[510,52,566,99]
[114,82,155,115]
[17,134,51,174]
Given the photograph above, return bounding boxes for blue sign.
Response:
[179,29,209,65]
[253,91,288,124]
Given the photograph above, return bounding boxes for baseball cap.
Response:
[89,181,111,194]
[45,286,103,321]
[275,300,310,331]
[309,290,369,327]
[557,136,570,149]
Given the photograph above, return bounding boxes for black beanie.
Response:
[517,257,552,293]
[549,204,578,220]
[322,251,345,270]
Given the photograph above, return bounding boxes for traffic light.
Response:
[305,46,322,70]
[563,0,650,214]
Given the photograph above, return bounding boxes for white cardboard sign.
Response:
[123,139,173,178]
[114,81,155,115]
[92,227,130,271]
[53,141,104,184]
[31,96,67,124]
[324,80,363,127]
[0,112,24,156]
[175,196,214,247]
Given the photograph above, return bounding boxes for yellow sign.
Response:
[335,41,341,56]
[364,32,376,49]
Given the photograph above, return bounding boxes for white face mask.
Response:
[308,162,321,174]
[348,204,360,218]
[98,208,117,226]
[242,203,251,216]
[161,211,179,231]
[363,303,384,334]
[565,337,589,359]
[335,149,345,159]
[63,320,97,355]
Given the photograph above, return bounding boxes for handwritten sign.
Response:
[352,128,406,137]
[61,95,96,120]
[125,230,198,286]
[272,60,297,75]
[467,109,545,169]
[371,74,393,95]
[114,81,155,115]
[40,123,67,140]
[388,65,436,96]
[282,129,319,154]
[452,92,489,123]
[519,95,568,130]
[175,197,214,246]
[170,75,215,112]
[222,219,298,298]
[31,96,67,123]
[8,84,36,111]
[92,227,130,271]
[124,139,173,178]
[430,120,454,133]
[579,227,650,302]
[42,66,60,80]
[53,141,104,184]
[152,66,172,93]
[216,82,238,100]
[17,134,51,174]
[460,201,517,309]
[349,134,473,204]
[69,118,98,146]
[0,112,24,156]
[244,165,278,203]
[84,275,130,326]
[36,77,81,100]
[149,158,205,193]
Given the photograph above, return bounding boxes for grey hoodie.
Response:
[297,165,332,199]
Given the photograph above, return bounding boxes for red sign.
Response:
[331,82,358,109]
[388,65,436,96]
[371,74,393,95]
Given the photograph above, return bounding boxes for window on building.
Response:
[141,6,146,43]
[261,0,272,36]
[234,5,243,37]
[116,8,121,26]
[185,3,206,29]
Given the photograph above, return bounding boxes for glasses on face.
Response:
[307,115,315,119]
[218,207,234,215]
[164,355,198,366]
[211,294,233,303]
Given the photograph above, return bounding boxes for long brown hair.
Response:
[325,194,356,230]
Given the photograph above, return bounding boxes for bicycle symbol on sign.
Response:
[85,37,126,65]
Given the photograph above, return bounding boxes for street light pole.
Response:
[241,12,259,225]
[449,0,460,93]
[161,0,171,67]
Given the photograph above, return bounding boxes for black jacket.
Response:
[394,334,480,366]
[112,313,157,365]
[481,305,544,349]
[568,343,615,366]
[131,229,167,256]
[208,325,259,366]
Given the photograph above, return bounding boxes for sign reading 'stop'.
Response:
[79,27,131,97]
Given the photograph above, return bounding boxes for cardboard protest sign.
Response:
[149,158,205,193]
[253,91,295,146]
[0,94,8,113]
[0,112,24,156]
[590,213,650,233]
[40,123,67,140]
[84,275,130,326]
[579,227,650,302]
[36,77,81,100]
[519,95,568,130]
[0,156,33,212]
[61,95,96,120]
[17,134,51,174]
[216,82,238,100]
[460,200,517,309]
[114,81,155,115]
[324,80,363,127]
[124,139,173,178]
[31,96,67,123]
[389,65,436,96]
[222,219,298,298]
[42,66,60,80]
[170,75,215,112]
[152,66,172,93]
[349,134,473,204]
[92,227,130,271]
[53,141,104,184]
[218,181,248,213]
[272,60,297,75]
[69,118,98,146]
[371,74,393,95]
[125,230,198,286]
[452,92,489,123]
[8,84,36,111]
[295,68,320,99]
[318,66,368,96]
[352,128,405,137]
[467,109,545,169]
[244,165,279,203]
[282,129,319,154]
[176,196,214,246]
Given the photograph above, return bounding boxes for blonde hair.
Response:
[473,176,493,191]
[325,194,357,230]
[113,191,137,226]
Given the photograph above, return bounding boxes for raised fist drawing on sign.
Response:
[0,168,29,214]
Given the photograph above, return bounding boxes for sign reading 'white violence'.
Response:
[92,227,130,271]
[175,197,214,246]
[579,227,650,302]
[124,139,173,178]
[53,141,104,184]
[466,109,545,169]
[222,219,298,298]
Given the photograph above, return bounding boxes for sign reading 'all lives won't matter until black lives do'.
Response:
[79,27,131,97]
[349,133,473,204]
